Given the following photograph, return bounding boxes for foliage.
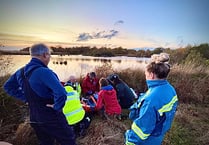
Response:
[1,44,209,144]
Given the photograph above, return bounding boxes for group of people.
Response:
[3,43,178,145]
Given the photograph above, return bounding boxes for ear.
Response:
[42,52,47,58]
[149,72,155,79]
[43,52,50,59]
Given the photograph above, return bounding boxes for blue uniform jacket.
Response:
[125,80,178,145]
[3,58,67,111]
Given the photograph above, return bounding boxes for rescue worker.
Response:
[95,77,122,120]
[125,53,178,145]
[63,84,91,137]
[81,72,99,97]
[3,43,76,145]
[65,75,82,96]
[107,74,135,109]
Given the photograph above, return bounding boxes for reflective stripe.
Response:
[126,141,135,145]
[131,122,150,140]
[158,95,178,116]
[67,92,75,96]
[66,92,79,101]
[64,107,83,117]
[137,89,151,108]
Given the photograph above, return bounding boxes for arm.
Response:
[95,91,104,110]
[3,69,27,102]
[125,101,156,144]
[81,78,89,94]
[41,69,67,111]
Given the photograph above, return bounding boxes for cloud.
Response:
[77,30,119,41]
[114,20,124,26]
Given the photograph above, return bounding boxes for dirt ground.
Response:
[2,111,131,145]
[76,114,131,145]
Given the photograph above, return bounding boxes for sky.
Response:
[0,0,209,50]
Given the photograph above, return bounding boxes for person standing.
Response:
[125,53,178,145]
[3,43,76,145]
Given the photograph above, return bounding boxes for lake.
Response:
[1,55,150,81]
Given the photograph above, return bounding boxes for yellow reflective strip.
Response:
[137,89,151,108]
[126,141,135,145]
[158,95,178,116]
[131,122,150,140]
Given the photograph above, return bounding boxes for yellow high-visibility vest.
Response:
[63,86,85,125]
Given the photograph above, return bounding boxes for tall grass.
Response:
[1,60,209,144]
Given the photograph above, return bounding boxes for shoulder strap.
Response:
[21,66,41,80]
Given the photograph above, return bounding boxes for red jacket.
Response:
[96,85,121,115]
[81,74,99,94]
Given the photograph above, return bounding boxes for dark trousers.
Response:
[31,122,76,145]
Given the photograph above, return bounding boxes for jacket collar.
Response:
[146,79,168,88]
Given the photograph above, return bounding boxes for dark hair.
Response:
[99,77,109,87]
[89,72,96,78]
[146,62,170,79]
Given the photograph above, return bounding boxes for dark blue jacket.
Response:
[3,58,67,111]
[115,81,135,109]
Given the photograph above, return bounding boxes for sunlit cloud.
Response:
[77,30,119,41]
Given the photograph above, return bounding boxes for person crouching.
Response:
[95,77,122,120]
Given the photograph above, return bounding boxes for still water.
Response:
[1,55,150,81]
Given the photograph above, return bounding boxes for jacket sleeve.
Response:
[81,78,89,94]
[95,91,104,110]
[40,69,67,111]
[125,101,156,144]
[3,69,27,102]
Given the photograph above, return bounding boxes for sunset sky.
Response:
[0,0,209,50]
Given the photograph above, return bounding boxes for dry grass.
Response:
[1,62,209,145]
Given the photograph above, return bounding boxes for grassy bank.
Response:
[1,62,209,144]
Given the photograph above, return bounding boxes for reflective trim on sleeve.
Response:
[126,141,136,145]
[158,95,178,116]
[131,122,150,140]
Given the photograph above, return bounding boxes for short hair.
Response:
[89,72,96,78]
[99,77,109,87]
[30,43,50,56]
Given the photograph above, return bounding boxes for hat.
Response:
[108,74,119,81]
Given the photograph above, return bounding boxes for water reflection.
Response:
[1,55,149,81]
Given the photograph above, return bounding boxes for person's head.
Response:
[107,74,120,85]
[30,43,51,66]
[68,75,77,83]
[99,77,109,88]
[88,72,96,80]
[145,53,170,80]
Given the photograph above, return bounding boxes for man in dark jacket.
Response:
[3,43,76,145]
[107,74,135,109]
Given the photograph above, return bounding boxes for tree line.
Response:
[1,43,209,66]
